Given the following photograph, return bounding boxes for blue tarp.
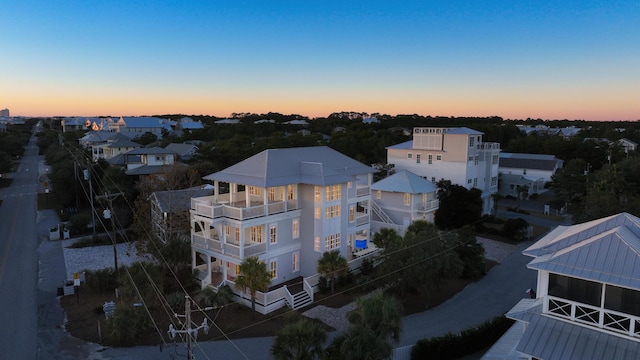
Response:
[355,239,367,249]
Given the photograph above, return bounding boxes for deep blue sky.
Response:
[1,1,638,120]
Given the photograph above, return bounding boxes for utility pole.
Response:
[83,168,96,238]
[167,296,211,360]
[96,192,123,297]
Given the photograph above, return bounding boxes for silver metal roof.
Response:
[203,146,376,187]
[371,170,438,194]
[524,212,640,289]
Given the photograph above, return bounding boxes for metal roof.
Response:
[517,314,640,360]
[151,187,212,213]
[371,170,438,194]
[524,213,640,289]
[203,146,376,187]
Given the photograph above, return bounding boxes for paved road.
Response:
[0,133,42,359]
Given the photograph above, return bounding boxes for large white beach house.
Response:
[190,146,377,312]
[387,127,500,215]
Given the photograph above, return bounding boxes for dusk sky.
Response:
[1,1,639,120]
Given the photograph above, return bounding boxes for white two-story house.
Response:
[190,146,377,313]
[370,170,439,236]
[387,127,500,215]
[489,212,640,359]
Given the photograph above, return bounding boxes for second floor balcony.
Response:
[192,233,267,258]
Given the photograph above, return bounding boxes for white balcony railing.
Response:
[192,198,299,221]
[547,296,640,338]
[417,199,439,212]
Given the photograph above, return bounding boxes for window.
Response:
[235,228,240,241]
[492,155,499,164]
[314,236,321,252]
[523,169,527,175]
[235,264,240,275]
[315,186,321,202]
[269,260,277,279]
[268,187,276,201]
[469,136,475,147]
[549,273,601,307]
[473,178,478,188]
[422,193,427,203]
[407,153,413,159]
[436,155,442,161]
[404,193,411,206]
[468,156,474,162]
[325,205,341,219]
[325,185,341,201]
[376,190,381,199]
[292,252,299,272]
[315,207,320,219]
[325,233,341,250]
[287,185,295,200]
[474,156,479,165]
[431,177,436,183]
[349,206,355,222]
[156,155,166,162]
[269,225,277,244]
[605,284,640,317]
[428,154,432,164]
[348,181,352,188]
[491,177,498,186]
[416,154,421,164]
[467,179,472,184]
[250,226,263,243]
[249,186,261,196]
[292,219,299,239]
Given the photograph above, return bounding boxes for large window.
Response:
[325,205,341,219]
[250,226,263,243]
[268,187,276,201]
[326,233,341,250]
[287,185,295,200]
[249,186,261,196]
[605,284,640,317]
[325,185,341,201]
[314,236,321,252]
[269,225,277,244]
[292,252,299,272]
[404,193,411,206]
[548,274,602,307]
[349,206,355,222]
[269,260,277,279]
[292,219,299,239]
[416,154,421,164]
[315,186,321,202]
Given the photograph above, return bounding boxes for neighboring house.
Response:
[78,131,114,148]
[149,186,212,244]
[485,212,640,359]
[387,127,500,215]
[62,117,97,132]
[214,118,241,124]
[108,147,176,176]
[91,133,141,162]
[190,146,378,313]
[370,170,439,236]
[165,143,199,161]
[498,152,563,196]
[0,123,7,133]
[618,138,638,153]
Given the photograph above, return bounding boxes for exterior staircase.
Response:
[371,201,395,224]
[290,290,313,310]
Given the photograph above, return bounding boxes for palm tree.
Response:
[195,284,233,310]
[317,250,349,294]
[271,318,327,360]
[235,257,272,319]
[329,292,402,360]
[372,228,401,249]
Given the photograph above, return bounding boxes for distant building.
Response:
[0,108,10,117]
[387,127,500,215]
[498,152,563,196]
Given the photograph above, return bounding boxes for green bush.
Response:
[501,218,530,241]
[84,268,116,292]
[108,304,152,346]
[165,292,185,313]
[411,316,515,359]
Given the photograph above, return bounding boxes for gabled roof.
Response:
[124,147,175,155]
[107,133,141,148]
[151,186,212,213]
[203,146,376,187]
[499,153,562,171]
[165,143,198,156]
[524,213,640,289]
[371,170,438,194]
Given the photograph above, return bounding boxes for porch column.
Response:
[214,180,219,201]
[245,187,250,207]
[206,255,212,286]
[263,187,268,215]
[230,183,236,204]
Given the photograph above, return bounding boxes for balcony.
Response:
[192,195,299,221]
[416,199,439,212]
[547,296,640,338]
[192,233,267,258]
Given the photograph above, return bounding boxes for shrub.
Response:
[411,316,514,359]
[84,268,116,292]
[165,292,185,313]
[501,218,530,241]
[108,304,152,346]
